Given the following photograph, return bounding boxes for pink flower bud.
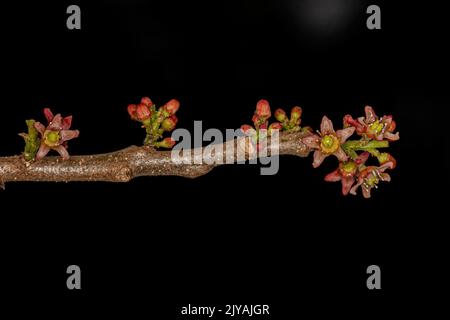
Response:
[140,97,153,106]
[136,103,152,121]
[161,115,178,132]
[290,106,302,123]
[162,99,180,115]
[274,109,287,122]
[255,99,271,119]
[269,122,282,130]
[128,104,138,120]
[158,137,176,148]
[241,124,253,134]
[268,122,282,135]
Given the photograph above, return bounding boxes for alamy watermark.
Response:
[170,121,280,175]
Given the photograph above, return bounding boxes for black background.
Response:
[1,0,448,317]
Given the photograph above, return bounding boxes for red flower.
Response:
[344,106,399,141]
[34,108,79,160]
[324,152,369,195]
[302,116,355,168]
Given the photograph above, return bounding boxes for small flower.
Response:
[350,162,394,198]
[302,116,355,168]
[324,152,369,195]
[344,106,399,141]
[34,108,79,160]
[161,115,178,132]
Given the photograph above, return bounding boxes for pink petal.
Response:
[302,134,321,149]
[62,116,73,130]
[36,144,50,160]
[54,145,70,160]
[362,186,372,198]
[380,173,391,182]
[320,116,335,135]
[350,180,362,195]
[333,147,348,162]
[34,122,46,136]
[43,108,54,123]
[313,150,327,168]
[341,176,355,195]
[325,169,341,182]
[336,127,355,144]
[379,162,394,172]
[364,106,377,123]
[60,130,79,142]
[48,114,63,130]
[384,132,400,141]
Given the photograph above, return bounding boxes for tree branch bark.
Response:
[0,132,311,187]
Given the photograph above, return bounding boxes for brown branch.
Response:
[0,132,311,187]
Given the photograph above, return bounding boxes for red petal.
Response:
[333,147,348,162]
[54,145,70,160]
[341,176,355,195]
[36,144,51,160]
[60,130,79,142]
[48,114,63,130]
[43,108,54,123]
[34,122,46,136]
[324,169,341,182]
[384,132,400,141]
[364,106,377,123]
[63,116,72,130]
[320,116,335,135]
[313,150,327,168]
[336,127,355,144]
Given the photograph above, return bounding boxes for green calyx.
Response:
[20,120,41,161]
[141,106,175,148]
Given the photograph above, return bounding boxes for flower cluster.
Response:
[302,106,399,198]
[241,100,311,151]
[127,97,179,148]
[20,108,79,161]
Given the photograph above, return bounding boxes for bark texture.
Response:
[0,132,311,187]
